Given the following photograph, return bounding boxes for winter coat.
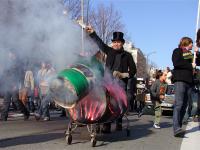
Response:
[90,32,137,84]
[24,70,34,96]
[172,48,200,84]
[2,58,25,92]
[150,79,167,103]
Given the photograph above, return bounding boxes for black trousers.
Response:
[102,79,127,131]
[1,90,29,119]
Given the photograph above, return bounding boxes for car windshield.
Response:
[166,85,174,95]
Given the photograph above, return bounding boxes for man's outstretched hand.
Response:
[85,25,94,34]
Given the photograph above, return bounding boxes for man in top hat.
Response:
[86,26,136,133]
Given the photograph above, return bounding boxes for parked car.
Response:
[145,84,175,111]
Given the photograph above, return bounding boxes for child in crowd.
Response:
[150,70,168,129]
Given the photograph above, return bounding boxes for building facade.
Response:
[124,42,147,79]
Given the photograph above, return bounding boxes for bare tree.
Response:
[63,0,81,20]
[63,1,125,45]
[89,3,125,44]
[63,1,124,45]
[63,0,92,22]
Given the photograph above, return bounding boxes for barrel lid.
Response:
[58,68,89,97]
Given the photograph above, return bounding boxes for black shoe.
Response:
[30,102,35,113]
[101,128,111,134]
[101,124,111,134]
[1,116,7,121]
[115,124,122,131]
[24,111,30,121]
[174,129,185,138]
[96,125,101,133]
[60,113,66,117]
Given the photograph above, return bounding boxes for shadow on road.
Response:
[95,122,154,147]
[94,119,173,147]
[0,132,63,148]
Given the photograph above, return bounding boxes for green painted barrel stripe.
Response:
[58,69,89,96]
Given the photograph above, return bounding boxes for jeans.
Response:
[173,81,191,133]
[196,92,200,116]
[37,92,53,118]
[187,87,193,117]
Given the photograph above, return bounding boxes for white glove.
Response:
[113,71,129,79]
[192,63,196,68]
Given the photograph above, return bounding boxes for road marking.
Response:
[180,121,200,150]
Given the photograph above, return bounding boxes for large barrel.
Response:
[67,82,128,124]
[50,64,96,108]
[68,86,107,124]
[50,58,127,123]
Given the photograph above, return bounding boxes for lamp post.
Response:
[146,51,156,79]
[81,0,84,53]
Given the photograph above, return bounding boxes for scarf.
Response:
[182,48,193,61]
[108,48,125,72]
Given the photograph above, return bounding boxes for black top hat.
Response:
[111,32,125,43]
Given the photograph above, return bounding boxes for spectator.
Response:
[172,37,200,137]
[35,62,56,121]
[166,67,172,84]
[24,64,35,112]
[150,70,168,129]
[0,49,29,121]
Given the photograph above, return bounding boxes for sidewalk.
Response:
[180,121,200,150]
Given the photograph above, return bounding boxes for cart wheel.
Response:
[66,134,72,145]
[91,137,96,147]
[126,129,130,137]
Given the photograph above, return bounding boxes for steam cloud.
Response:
[0,0,98,75]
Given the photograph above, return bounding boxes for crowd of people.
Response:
[0,26,200,138]
[0,51,58,121]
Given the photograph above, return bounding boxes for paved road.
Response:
[0,111,192,150]
[0,96,200,150]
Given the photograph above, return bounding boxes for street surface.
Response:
[0,96,200,150]
[1,110,199,150]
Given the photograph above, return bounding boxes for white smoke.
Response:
[0,0,98,74]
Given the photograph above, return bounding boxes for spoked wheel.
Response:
[91,137,97,147]
[66,134,72,145]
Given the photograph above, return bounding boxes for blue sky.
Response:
[93,0,199,69]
